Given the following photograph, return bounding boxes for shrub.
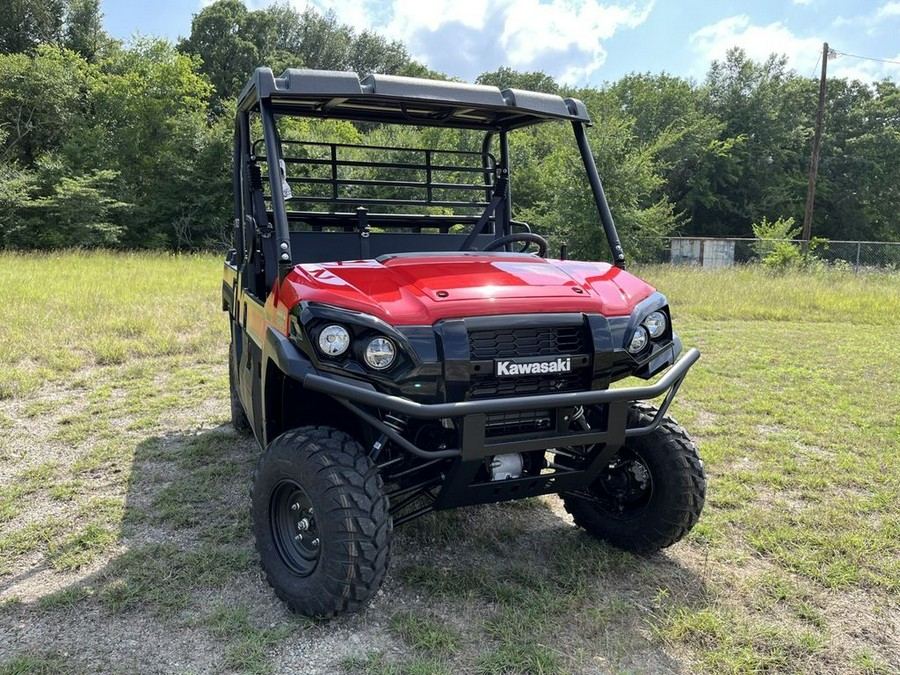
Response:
[751,216,801,270]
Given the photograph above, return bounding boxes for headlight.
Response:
[364,337,396,370]
[317,324,350,356]
[627,326,649,354]
[643,311,667,339]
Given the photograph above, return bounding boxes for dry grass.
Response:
[0,253,897,674]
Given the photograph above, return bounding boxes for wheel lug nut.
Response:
[311,538,320,548]
[291,503,301,511]
[297,518,309,531]
[294,533,303,542]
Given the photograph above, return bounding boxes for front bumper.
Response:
[303,349,700,448]
[302,347,700,509]
[305,347,698,443]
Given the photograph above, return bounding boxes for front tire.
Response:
[562,404,705,553]
[251,426,392,617]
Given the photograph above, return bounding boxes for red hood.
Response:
[279,255,656,325]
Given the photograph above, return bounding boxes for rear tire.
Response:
[251,426,392,617]
[229,349,252,434]
[562,404,705,553]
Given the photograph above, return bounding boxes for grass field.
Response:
[0,251,897,674]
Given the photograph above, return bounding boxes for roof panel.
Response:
[501,88,573,118]
[361,73,508,108]
[279,68,363,96]
[238,68,591,129]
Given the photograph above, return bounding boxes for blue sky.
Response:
[102,0,900,85]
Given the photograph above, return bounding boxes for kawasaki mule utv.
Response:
[223,68,706,618]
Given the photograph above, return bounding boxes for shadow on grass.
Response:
[89,425,260,615]
[386,498,708,674]
[0,425,266,673]
[2,424,709,674]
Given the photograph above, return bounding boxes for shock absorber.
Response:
[571,405,596,458]
[571,405,590,430]
[547,407,593,470]
[370,412,407,461]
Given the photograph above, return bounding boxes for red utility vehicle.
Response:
[223,68,706,618]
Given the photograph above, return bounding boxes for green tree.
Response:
[179,1,415,109]
[693,48,814,235]
[67,39,229,247]
[64,0,111,62]
[0,152,36,247]
[813,78,900,241]
[0,0,66,54]
[178,0,261,105]
[20,168,128,248]
[257,2,304,74]
[607,73,723,233]
[290,8,411,75]
[510,87,677,262]
[476,67,560,94]
[0,46,91,165]
[348,30,409,75]
[751,215,801,268]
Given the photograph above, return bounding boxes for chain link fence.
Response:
[659,237,900,271]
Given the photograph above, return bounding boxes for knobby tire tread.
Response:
[563,403,706,554]
[252,426,391,617]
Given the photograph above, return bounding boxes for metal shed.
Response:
[670,238,735,268]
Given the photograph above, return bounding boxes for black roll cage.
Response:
[232,68,626,290]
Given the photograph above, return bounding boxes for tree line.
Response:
[1,0,898,259]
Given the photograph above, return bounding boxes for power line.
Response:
[810,53,821,78]
[832,50,900,66]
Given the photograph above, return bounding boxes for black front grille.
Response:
[470,372,587,399]
[468,326,586,360]
[484,410,552,436]
[464,322,592,401]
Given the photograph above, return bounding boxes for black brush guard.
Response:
[303,348,699,512]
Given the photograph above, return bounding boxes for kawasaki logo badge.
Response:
[495,356,572,377]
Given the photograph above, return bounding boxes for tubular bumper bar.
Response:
[305,348,699,419]
[302,348,700,459]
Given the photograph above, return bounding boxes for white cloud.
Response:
[689,15,823,75]
[792,0,813,5]
[500,0,652,83]
[831,15,856,27]
[302,0,491,36]
[690,14,900,83]
[299,0,653,85]
[876,1,900,19]
[385,0,492,36]
[830,52,900,82]
[829,2,900,30]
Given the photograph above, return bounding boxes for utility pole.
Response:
[802,42,831,256]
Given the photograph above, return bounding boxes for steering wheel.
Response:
[483,233,548,257]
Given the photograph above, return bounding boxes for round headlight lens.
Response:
[317,325,350,356]
[627,326,649,354]
[364,337,396,370]
[643,311,667,339]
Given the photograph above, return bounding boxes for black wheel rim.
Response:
[270,480,320,577]
[588,448,653,518]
